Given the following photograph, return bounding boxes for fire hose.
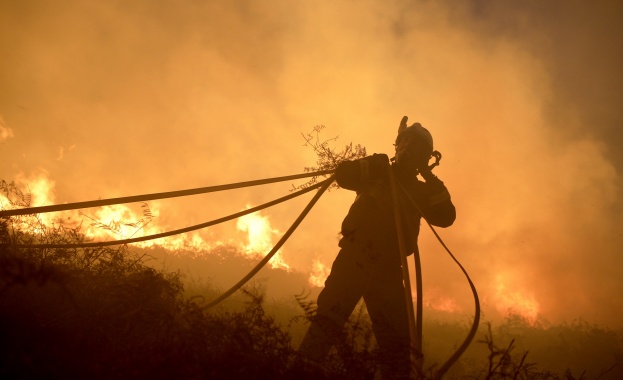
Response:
[0,170,334,218]
[2,166,478,376]
[200,176,334,310]
[1,170,335,312]
[394,179,481,379]
[7,177,331,249]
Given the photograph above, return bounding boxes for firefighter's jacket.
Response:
[335,154,456,264]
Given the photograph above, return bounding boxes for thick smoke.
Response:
[1,0,621,326]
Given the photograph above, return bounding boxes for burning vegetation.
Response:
[1,176,622,379]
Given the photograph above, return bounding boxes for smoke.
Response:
[0,116,14,142]
[1,0,621,326]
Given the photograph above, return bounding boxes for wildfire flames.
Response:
[309,259,330,288]
[493,274,540,323]
[2,172,291,268]
[2,171,542,323]
[424,290,462,314]
[236,207,290,270]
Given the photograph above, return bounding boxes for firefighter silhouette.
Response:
[298,117,456,379]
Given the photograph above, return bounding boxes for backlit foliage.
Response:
[294,125,367,191]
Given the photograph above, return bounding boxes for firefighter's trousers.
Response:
[298,240,412,379]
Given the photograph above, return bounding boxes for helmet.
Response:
[396,116,433,155]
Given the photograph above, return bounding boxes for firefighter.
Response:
[297,117,456,379]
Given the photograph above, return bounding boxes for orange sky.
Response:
[1,0,622,327]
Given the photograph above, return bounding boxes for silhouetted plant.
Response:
[294,125,367,191]
[293,292,378,379]
[78,202,154,239]
[476,322,536,379]
[2,179,623,379]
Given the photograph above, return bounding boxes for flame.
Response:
[237,209,277,253]
[424,291,462,313]
[4,172,58,232]
[81,203,159,240]
[4,173,297,269]
[493,274,540,323]
[309,259,330,287]
[2,171,213,251]
[80,202,216,252]
[15,171,56,208]
[0,193,11,215]
[236,207,290,270]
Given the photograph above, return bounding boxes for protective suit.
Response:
[298,121,456,380]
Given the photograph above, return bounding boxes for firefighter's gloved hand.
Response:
[418,164,437,182]
[362,154,390,180]
[336,154,389,188]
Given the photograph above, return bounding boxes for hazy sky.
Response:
[1,0,621,327]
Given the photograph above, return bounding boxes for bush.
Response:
[2,180,622,379]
